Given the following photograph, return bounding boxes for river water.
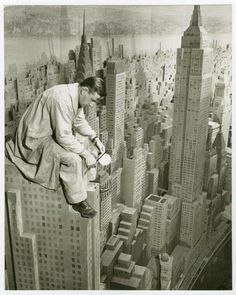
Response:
[4,32,231,73]
[192,237,232,290]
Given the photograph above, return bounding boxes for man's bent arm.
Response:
[73,108,96,139]
[50,97,87,155]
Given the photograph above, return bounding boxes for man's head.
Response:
[79,77,105,107]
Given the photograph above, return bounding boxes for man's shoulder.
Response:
[49,83,77,101]
[48,83,78,92]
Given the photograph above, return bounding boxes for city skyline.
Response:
[4,3,232,74]
[4,3,232,292]
[4,5,231,36]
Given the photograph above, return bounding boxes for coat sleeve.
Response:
[50,96,86,154]
[73,108,96,139]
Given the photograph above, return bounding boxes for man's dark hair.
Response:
[80,77,106,97]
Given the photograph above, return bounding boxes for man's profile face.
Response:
[79,87,100,108]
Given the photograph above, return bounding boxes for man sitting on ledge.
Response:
[6,77,106,218]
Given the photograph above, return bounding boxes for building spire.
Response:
[182,4,208,48]
[75,9,92,82]
[190,5,202,26]
[83,9,85,36]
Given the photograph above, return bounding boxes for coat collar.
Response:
[67,83,80,113]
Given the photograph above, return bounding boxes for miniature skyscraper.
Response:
[75,10,93,82]
[106,59,126,171]
[168,5,213,247]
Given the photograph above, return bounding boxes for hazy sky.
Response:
[5,4,232,22]
[75,5,231,16]
[63,5,232,23]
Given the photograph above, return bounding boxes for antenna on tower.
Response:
[190,5,202,26]
[83,9,85,36]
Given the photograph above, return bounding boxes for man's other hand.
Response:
[94,138,105,154]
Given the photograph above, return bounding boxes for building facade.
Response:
[106,59,126,171]
[5,161,100,290]
[168,6,213,247]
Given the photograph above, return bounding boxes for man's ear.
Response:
[80,87,89,94]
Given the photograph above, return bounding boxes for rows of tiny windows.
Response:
[39,276,66,289]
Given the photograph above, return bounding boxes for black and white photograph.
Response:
[3,0,233,292]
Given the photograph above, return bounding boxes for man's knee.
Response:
[69,153,83,168]
[61,152,83,168]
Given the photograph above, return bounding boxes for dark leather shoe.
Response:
[72,200,97,218]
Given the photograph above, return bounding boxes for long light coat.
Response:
[6,83,96,190]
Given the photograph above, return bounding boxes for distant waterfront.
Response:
[4,32,231,73]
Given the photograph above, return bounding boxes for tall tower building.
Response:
[125,77,136,131]
[83,102,99,136]
[99,170,112,252]
[106,59,126,171]
[89,38,103,74]
[213,128,227,193]
[98,105,108,148]
[212,78,231,146]
[168,6,213,247]
[159,253,173,290]
[121,146,148,209]
[75,10,93,82]
[145,194,168,256]
[203,121,219,191]
[169,5,213,201]
[111,168,123,207]
[5,161,100,290]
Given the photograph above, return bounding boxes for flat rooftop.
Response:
[148,194,167,204]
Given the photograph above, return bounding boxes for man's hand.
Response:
[80,150,96,168]
[94,138,105,154]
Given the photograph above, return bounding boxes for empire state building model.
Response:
[169,5,213,248]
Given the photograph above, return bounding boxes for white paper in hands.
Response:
[97,153,111,166]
